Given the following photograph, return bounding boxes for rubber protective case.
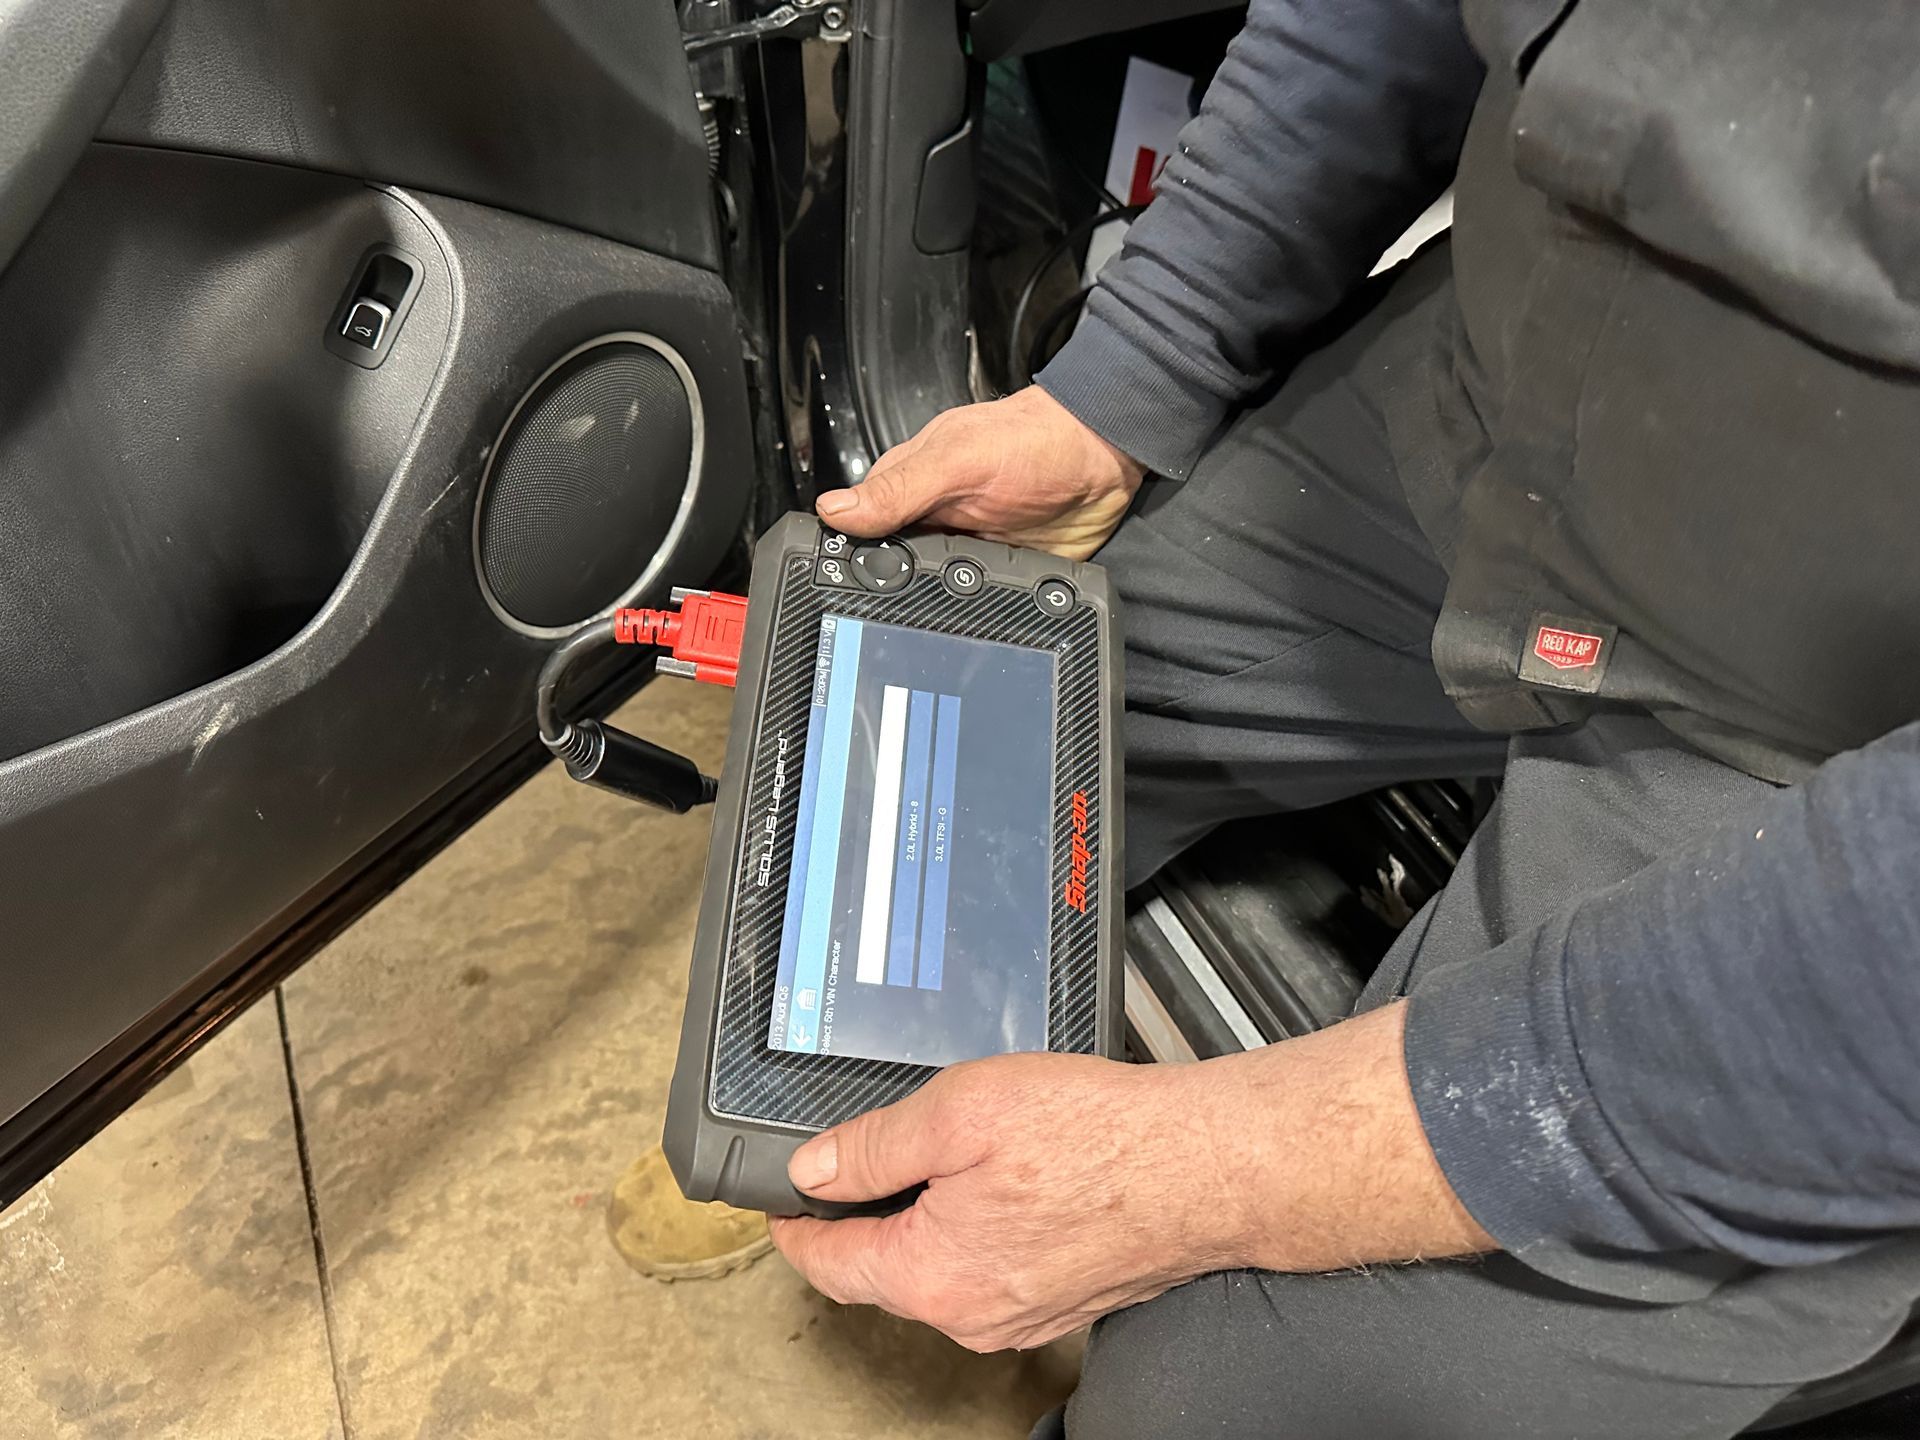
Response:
[662,513,1124,1215]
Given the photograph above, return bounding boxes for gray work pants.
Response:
[1038,249,1920,1439]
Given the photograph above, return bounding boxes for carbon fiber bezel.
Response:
[664,513,1122,1214]
[708,554,1104,1130]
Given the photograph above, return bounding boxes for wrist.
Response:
[1125,1058,1276,1280]
[1017,384,1146,499]
[1170,1007,1497,1276]
[1034,308,1225,481]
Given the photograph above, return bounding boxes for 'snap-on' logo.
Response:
[1532,626,1605,671]
[1063,790,1091,914]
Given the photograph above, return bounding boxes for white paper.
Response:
[1082,57,1195,285]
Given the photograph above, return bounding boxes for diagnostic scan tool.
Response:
[662,513,1123,1214]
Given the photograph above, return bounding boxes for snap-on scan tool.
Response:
[656,513,1123,1215]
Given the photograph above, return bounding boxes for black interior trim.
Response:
[0,648,670,1213]
[0,146,453,759]
[844,0,976,453]
[1124,906,1243,1059]
[0,159,754,1145]
[967,0,1243,62]
[99,0,720,270]
[1154,871,1323,1039]
[0,0,173,272]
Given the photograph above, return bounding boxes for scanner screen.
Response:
[767,616,1056,1067]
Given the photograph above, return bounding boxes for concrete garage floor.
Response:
[0,680,1079,1439]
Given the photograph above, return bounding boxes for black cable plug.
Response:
[546,719,718,814]
[534,616,719,812]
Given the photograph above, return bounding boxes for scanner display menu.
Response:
[768,616,1056,1067]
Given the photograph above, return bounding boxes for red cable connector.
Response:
[612,589,748,687]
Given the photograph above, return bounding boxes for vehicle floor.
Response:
[0,679,1078,1439]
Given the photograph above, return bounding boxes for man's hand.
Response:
[769,1052,1224,1352]
[815,386,1146,561]
[768,1005,1496,1352]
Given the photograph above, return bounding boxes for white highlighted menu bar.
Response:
[855,684,911,984]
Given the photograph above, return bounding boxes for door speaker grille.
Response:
[475,336,700,633]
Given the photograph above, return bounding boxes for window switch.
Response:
[340,298,392,350]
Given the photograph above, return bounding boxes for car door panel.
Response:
[1,146,452,759]
[98,0,719,269]
[0,0,173,272]
[0,2,754,1202]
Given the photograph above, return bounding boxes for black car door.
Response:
[0,0,757,1204]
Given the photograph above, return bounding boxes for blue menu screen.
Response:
[766,616,1056,1067]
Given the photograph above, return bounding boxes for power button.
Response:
[1035,577,1077,615]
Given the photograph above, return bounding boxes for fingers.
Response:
[815,449,953,537]
[788,1072,980,1203]
[768,1214,902,1308]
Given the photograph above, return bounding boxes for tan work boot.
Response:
[605,1143,772,1281]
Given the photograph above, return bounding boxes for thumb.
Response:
[815,452,950,537]
[788,1079,967,1203]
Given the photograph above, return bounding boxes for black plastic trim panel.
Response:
[1152,875,1319,1040]
[0,155,753,1164]
[0,0,173,274]
[101,0,720,270]
[967,0,1243,61]
[0,656,657,1214]
[844,0,976,454]
[1123,908,1241,1060]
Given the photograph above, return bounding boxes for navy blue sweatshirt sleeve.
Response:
[1405,721,1920,1301]
[1035,0,1483,477]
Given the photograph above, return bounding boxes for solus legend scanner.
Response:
[661,513,1123,1214]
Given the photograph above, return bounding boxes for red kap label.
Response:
[1519,614,1619,694]
[1533,626,1604,671]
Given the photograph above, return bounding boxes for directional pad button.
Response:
[849,539,914,594]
